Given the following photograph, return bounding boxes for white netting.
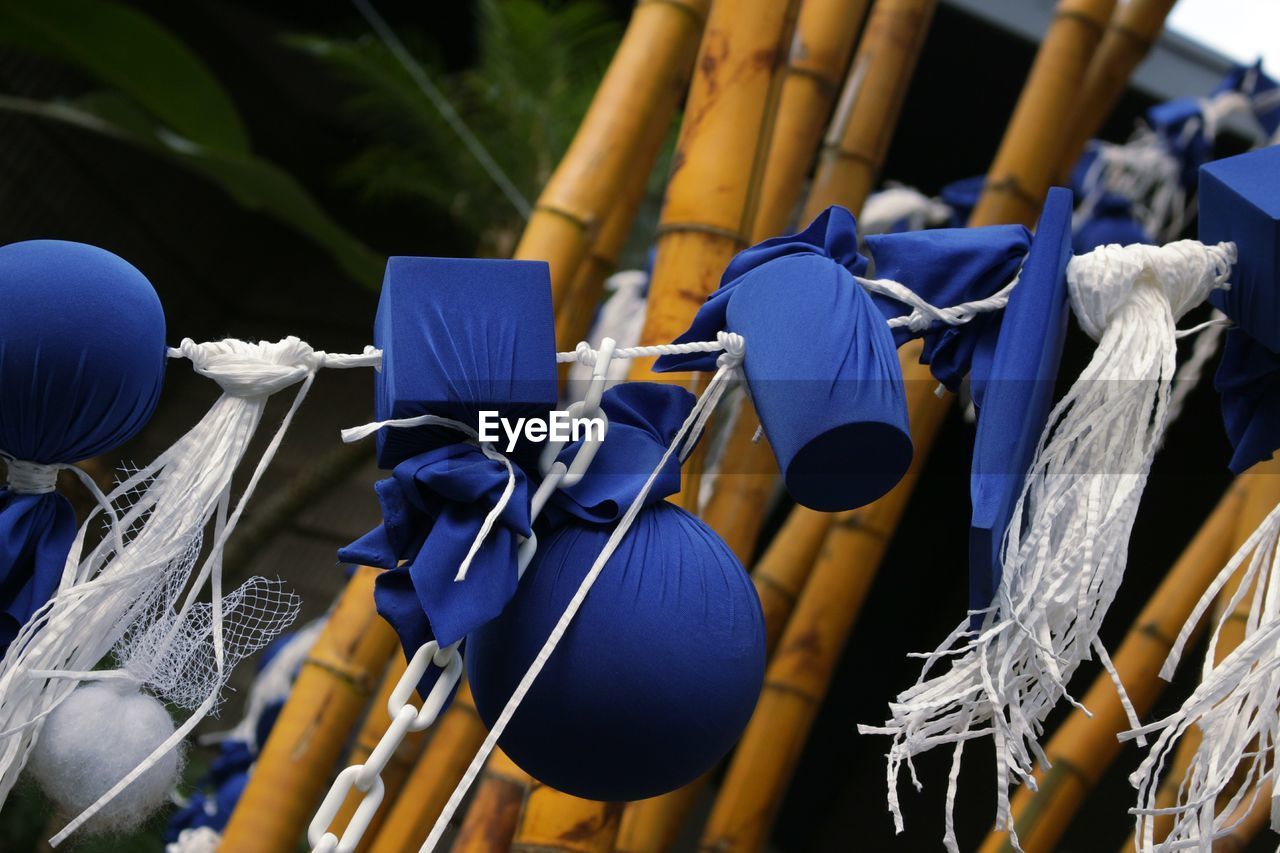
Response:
[114,574,300,714]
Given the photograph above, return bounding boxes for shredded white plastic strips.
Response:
[860,240,1236,852]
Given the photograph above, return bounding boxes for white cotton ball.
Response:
[166,827,222,852]
[28,683,183,833]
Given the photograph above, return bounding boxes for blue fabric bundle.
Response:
[164,741,252,842]
[864,222,1032,393]
[0,240,167,655]
[653,207,912,512]
[467,382,764,801]
[371,257,558,469]
[1200,147,1280,472]
[940,176,984,227]
[344,256,558,696]
[466,504,764,801]
[968,187,1074,620]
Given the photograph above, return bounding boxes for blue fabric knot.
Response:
[341,443,532,653]
[865,223,1032,393]
[547,383,694,525]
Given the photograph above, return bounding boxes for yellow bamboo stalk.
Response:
[515,0,712,306]
[626,0,802,384]
[328,654,428,851]
[221,567,399,851]
[366,681,486,853]
[508,3,806,847]
[701,0,938,567]
[451,748,533,853]
[976,484,1246,853]
[801,0,938,220]
[1057,0,1179,182]
[554,77,680,353]
[699,348,947,852]
[699,3,1117,849]
[970,0,1117,229]
[1119,455,1280,850]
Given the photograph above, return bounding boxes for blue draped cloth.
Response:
[0,240,167,655]
[1217,328,1280,474]
[865,223,1032,393]
[548,382,693,525]
[968,187,1074,622]
[341,443,532,651]
[941,175,984,227]
[653,207,911,512]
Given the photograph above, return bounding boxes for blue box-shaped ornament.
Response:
[373,257,558,469]
[1202,146,1280,353]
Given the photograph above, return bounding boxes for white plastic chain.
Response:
[308,334,742,853]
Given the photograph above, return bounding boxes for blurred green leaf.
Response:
[0,92,385,288]
[0,0,250,154]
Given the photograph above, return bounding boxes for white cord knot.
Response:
[715,331,745,370]
[573,341,596,367]
[169,336,324,397]
[3,457,60,494]
[1066,240,1236,342]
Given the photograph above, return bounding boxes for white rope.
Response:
[860,240,1236,853]
[417,339,745,852]
[860,274,1019,334]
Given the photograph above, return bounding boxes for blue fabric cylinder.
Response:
[0,240,167,653]
[653,207,912,512]
[466,501,765,801]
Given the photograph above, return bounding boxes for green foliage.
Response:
[291,0,621,256]
[0,0,384,289]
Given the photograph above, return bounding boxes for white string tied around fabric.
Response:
[1120,501,1280,852]
[0,336,380,846]
[858,239,1236,853]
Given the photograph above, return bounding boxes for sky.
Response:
[1166,0,1280,75]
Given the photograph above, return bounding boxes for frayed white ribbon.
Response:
[860,240,1235,852]
[1122,502,1280,851]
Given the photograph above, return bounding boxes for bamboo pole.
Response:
[554,77,679,353]
[701,0,939,567]
[969,0,1117,229]
[801,0,938,220]
[366,681,486,853]
[221,567,399,851]
[1056,0,1179,182]
[1118,456,1280,851]
[700,348,947,853]
[515,0,712,306]
[451,748,533,853]
[329,654,427,851]
[502,2,806,848]
[975,484,1246,853]
[698,3,1117,850]
[626,0,803,386]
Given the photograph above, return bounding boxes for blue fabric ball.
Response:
[466,502,765,801]
[0,240,166,653]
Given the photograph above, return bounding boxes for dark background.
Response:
[0,1,1258,850]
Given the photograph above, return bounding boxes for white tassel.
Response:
[1123,502,1280,851]
[859,240,1236,852]
[0,337,380,844]
[859,184,953,236]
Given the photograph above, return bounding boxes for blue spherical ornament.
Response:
[466,501,765,801]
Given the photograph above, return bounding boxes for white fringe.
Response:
[1123,501,1280,851]
[859,241,1236,852]
[0,337,379,845]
